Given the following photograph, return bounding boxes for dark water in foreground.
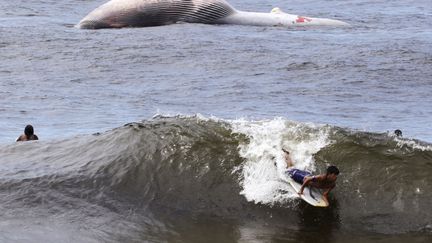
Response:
[1,0,432,242]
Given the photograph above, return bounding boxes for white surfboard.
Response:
[286,177,329,207]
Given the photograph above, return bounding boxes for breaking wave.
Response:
[1,115,431,238]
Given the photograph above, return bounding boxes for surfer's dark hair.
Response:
[394,129,402,137]
[327,165,339,175]
[24,125,34,136]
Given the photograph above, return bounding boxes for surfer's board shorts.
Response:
[288,169,313,184]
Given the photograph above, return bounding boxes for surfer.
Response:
[283,149,339,204]
[16,125,39,142]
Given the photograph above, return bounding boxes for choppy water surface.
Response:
[1,0,431,242]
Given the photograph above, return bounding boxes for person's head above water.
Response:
[394,129,402,137]
[17,124,38,142]
[327,165,340,175]
[326,165,340,181]
[24,125,34,137]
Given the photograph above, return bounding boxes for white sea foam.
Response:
[230,117,331,205]
[395,138,432,151]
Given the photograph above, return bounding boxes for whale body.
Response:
[78,0,349,29]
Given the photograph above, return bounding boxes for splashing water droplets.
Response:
[231,118,331,205]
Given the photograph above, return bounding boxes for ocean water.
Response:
[1,0,432,242]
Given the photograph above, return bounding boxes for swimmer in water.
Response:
[16,124,39,142]
[394,129,402,137]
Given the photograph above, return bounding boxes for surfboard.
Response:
[286,177,329,207]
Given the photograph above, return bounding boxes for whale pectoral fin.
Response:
[270,7,286,14]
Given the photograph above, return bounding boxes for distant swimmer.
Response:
[394,129,402,137]
[283,149,339,204]
[16,125,39,142]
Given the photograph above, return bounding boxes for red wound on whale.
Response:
[296,16,312,23]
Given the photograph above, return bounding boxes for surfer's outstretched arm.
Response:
[299,177,313,195]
